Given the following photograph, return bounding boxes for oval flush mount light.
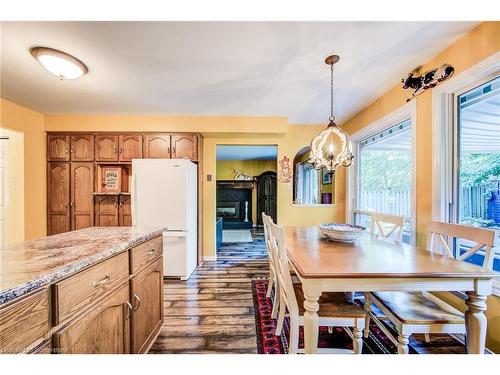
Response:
[30,47,88,80]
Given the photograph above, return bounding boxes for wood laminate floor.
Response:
[149,228,268,354]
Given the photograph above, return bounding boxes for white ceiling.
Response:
[216,145,277,160]
[0,21,478,124]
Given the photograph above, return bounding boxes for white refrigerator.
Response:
[131,159,197,280]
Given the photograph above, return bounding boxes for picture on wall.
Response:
[322,168,332,185]
[101,166,121,193]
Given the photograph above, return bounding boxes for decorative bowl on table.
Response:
[318,223,366,243]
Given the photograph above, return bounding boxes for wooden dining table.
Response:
[284,226,500,354]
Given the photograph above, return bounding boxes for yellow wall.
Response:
[339,21,500,352]
[0,99,46,241]
[216,159,277,224]
[216,160,276,180]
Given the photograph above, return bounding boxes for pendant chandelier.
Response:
[309,55,353,174]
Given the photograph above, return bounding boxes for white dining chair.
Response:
[369,212,405,244]
[269,220,366,354]
[363,221,496,354]
[262,213,280,319]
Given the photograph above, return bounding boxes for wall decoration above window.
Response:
[278,156,292,183]
[402,64,454,102]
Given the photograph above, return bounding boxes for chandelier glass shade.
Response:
[309,55,354,174]
[310,120,354,172]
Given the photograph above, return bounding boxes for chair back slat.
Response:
[269,221,299,315]
[262,213,277,270]
[370,212,405,244]
[426,221,496,271]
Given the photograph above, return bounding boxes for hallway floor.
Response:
[149,229,268,353]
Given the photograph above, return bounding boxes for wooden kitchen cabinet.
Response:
[53,283,131,354]
[95,135,119,161]
[0,288,50,353]
[171,133,198,161]
[47,162,71,235]
[130,257,163,353]
[94,195,119,226]
[119,135,143,161]
[47,135,70,161]
[70,163,94,230]
[143,134,171,158]
[70,135,94,161]
[119,195,132,226]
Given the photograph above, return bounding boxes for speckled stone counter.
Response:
[0,227,165,305]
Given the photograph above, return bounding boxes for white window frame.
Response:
[432,51,500,296]
[346,101,417,245]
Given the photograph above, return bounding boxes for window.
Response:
[353,119,414,243]
[454,76,500,271]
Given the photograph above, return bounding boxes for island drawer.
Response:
[0,288,50,353]
[54,251,129,325]
[130,236,163,274]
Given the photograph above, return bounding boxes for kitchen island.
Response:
[0,227,165,354]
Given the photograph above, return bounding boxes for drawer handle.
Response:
[132,294,141,311]
[125,301,133,320]
[146,248,157,258]
[92,274,111,288]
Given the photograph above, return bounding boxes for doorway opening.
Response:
[215,145,277,252]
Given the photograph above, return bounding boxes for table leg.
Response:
[465,291,488,354]
[302,281,322,354]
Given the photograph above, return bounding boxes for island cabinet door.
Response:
[119,135,143,161]
[94,195,119,226]
[130,257,164,353]
[70,135,94,161]
[47,135,70,161]
[119,195,132,226]
[70,163,94,230]
[47,162,71,235]
[95,135,119,161]
[143,134,171,159]
[54,283,131,354]
[171,133,198,161]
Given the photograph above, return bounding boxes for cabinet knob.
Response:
[92,274,111,288]
[132,294,141,311]
[125,301,133,320]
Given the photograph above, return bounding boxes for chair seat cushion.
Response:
[293,284,365,318]
[371,291,464,325]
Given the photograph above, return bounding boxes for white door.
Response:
[0,138,8,246]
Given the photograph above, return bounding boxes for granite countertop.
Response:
[0,227,165,305]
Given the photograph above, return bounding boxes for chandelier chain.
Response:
[329,63,335,122]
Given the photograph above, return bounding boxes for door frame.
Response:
[431,52,500,296]
[346,101,417,245]
[431,51,500,223]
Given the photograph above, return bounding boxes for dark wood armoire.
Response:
[256,171,277,225]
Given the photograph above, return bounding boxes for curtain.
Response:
[295,163,304,204]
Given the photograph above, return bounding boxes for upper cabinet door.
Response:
[171,134,198,161]
[144,134,171,159]
[95,135,119,161]
[119,135,143,161]
[70,163,94,230]
[47,135,70,161]
[71,135,95,161]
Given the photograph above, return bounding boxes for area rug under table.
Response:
[252,279,468,354]
[222,229,253,243]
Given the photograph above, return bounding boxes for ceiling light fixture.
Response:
[30,47,88,80]
[309,55,353,174]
